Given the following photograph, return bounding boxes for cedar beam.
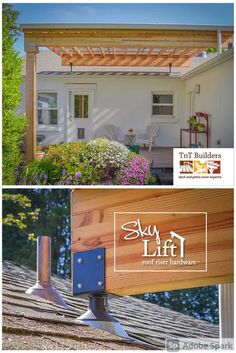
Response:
[71,189,233,296]
[23,28,233,49]
[25,49,37,162]
[61,54,191,67]
[73,46,83,57]
[87,46,95,57]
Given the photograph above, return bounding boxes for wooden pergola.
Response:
[22,24,233,161]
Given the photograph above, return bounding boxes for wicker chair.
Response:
[104,124,118,140]
[137,124,160,152]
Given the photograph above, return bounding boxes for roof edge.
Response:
[182,49,233,79]
[20,23,234,31]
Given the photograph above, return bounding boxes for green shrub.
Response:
[3,112,26,184]
[21,142,102,185]
[20,139,153,185]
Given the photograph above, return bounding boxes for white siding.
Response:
[20,76,185,147]
[19,56,233,148]
[184,58,233,148]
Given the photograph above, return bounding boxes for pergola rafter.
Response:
[46,46,207,67]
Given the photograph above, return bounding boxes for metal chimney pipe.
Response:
[26,236,68,308]
[37,236,51,285]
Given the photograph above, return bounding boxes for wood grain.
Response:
[71,189,233,296]
[25,51,37,161]
[24,28,233,49]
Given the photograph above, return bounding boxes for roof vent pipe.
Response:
[26,236,68,308]
[77,293,129,338]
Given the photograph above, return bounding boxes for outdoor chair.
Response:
[104,124,118,140]
[137,124,160,152]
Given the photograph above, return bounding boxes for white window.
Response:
[152,93,174,116]
[37,92,58,125]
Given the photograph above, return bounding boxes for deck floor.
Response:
[140,147,173,168]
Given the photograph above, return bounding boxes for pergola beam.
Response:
[23,28,233,49]
[61,54,193,67]
[73,46,83,57]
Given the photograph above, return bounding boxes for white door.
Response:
[67,91,93,142]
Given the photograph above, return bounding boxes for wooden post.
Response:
[219,283,234,338]
[25,47,37,161]
[71,189,233,296]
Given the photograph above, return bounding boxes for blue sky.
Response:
[12,3,234,54]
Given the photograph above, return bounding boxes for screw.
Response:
[78,258,83,264]
[97,254,103,260]
[98,281,103,287]
[77,283,83,289]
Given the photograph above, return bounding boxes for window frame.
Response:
[37,91,59,126]
[73,94,89,119]
[151,91,177,123]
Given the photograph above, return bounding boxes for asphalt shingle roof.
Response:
[2,261,219,350]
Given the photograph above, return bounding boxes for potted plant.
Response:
[36,144,46,160]
[187,116,197,130]
[197,123,206,132]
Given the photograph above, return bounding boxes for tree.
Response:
[2,189,71,277]
[135,286,219,324]
[2,4,26,184]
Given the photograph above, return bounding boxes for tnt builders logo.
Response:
[174,148,234,186]
[179,160,221,175]
[114,212,207,272]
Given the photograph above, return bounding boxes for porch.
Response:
[21,23,233,161]
[140,146,173,184]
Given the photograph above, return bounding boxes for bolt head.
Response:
[98,281,103,287]
[77,283,83,289]
[97,254,103,260]
[78,258,83,264]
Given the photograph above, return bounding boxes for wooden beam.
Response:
[87,46,95,57]
[73,46,83,57]
[24,29,233,49]
[48,46,61,56]
[100,46,105,57]
[71,189,233,296]
[61,54,190,67]
[61,46,73,57]
[25,50,37,162]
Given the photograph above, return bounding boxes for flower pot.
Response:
[198,127,205,132]
[35,151,45,160]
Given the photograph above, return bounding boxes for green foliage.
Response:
[20,139,153,185]
[2,4,26,184]
[207,48,217,53]
[2,189,71,277]
[135,286,219,324]
[2,193,40,240]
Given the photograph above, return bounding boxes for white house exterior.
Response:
[19,49,233,148]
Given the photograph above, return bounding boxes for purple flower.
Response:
[75,171,82,179]
[61,169,67,176]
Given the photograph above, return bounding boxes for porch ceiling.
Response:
[22,24,233,68]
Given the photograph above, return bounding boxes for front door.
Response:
[68,91,93,142]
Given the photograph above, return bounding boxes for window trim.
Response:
[151,91,178,123]
[37,90,59,126]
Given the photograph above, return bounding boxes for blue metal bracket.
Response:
[73,248,105,296]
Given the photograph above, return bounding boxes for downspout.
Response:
[217,30,222,55]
